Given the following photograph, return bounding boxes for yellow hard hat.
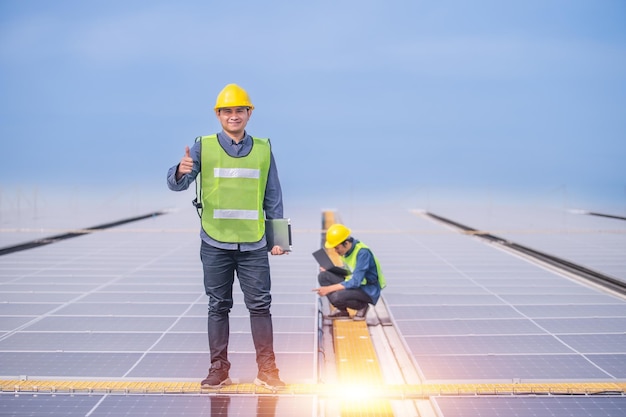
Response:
[214,84,254,110]
[324,224,351,248]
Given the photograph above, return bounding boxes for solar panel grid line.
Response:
[420,224,620,318]
[121,292,206,378]
[392,316,612,354]
[0,239,198,342]
[434,396,626,417]
[347,208,626,390]
[0,210,319,398]
[2,204,625,416]
[483,242,626,299]
[427,207,626,284]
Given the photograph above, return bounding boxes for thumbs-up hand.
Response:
[176,146,194,180]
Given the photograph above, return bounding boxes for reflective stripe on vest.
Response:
[199,135,270,243]
[214,168,260,179]
[343,241,387,289]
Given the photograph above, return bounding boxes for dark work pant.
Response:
[200,241,277,373]
[318,270,372,311]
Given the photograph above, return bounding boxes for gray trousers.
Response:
[201,241,277,373]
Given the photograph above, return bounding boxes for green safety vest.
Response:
[198,134,270,243]
[342,241,386,289]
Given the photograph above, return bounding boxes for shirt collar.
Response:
[345,238,358,257]
[217,130,249,145]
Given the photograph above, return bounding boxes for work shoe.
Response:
[254,369,286,390]
[200,364,231,389]
[353,305,369,321]
[325,309,350,320]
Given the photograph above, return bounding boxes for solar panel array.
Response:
[342,205,626,416]
[0,205,322,416]
[0,394,315,417]
[1,200,625,416]
[433,205,626,283]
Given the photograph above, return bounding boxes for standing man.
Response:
[167,84,286,390]
[314,224,386,321]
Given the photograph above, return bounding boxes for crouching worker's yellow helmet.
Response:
[325,224,351,248]
[214,83,254,110]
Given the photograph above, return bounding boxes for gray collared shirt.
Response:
[167,131,284,251]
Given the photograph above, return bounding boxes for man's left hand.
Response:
[270,246,287,255]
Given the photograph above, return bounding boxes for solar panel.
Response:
[1,202,624,416]
[435,396,626,417]
[342,207,624,378]
[0,393,316,417]
[428,205,626,283]
[0,207,320,415]
[341,206,626,407]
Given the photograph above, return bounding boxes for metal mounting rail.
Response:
[0,211,167,256]
[584,211,626,221]
[425,212,626,296]
[1,379,624,397]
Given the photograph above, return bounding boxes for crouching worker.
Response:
[314,224,386,321]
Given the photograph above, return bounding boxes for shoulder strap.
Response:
[192,136,205,218]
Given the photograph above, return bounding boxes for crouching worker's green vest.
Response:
[199,135,271,243]
[343,241,387,289]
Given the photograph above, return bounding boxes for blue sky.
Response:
[1,0,625,212]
